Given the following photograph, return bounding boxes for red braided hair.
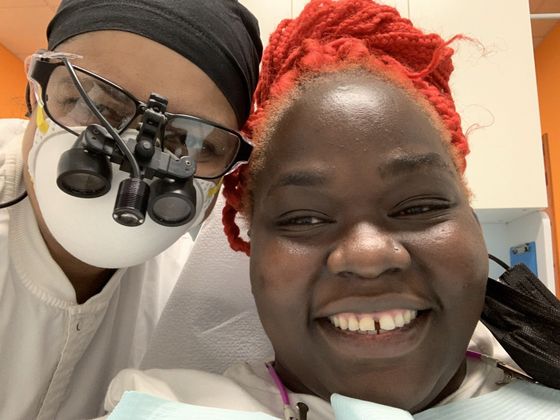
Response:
[223,0,468,255]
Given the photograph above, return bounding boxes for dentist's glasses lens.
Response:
[31,57,251,180]
[164,116,241,179]
[44,66,137,133]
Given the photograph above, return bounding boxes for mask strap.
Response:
[488,253,510,271]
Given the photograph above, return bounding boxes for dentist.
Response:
[0,0,261,419]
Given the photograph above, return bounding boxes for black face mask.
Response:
[481,255,560,390]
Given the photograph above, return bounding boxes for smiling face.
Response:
[248,71,488,412]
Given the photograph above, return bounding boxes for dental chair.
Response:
[141,193,273,373]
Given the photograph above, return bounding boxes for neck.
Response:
[273,357,468,413]
[424,359,467,408]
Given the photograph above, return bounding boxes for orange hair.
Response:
[223,0,468,255]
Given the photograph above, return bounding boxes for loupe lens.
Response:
[151,196,193,224]
[59,172,108,196]
[57,148,111,197]
[148,179,196,227]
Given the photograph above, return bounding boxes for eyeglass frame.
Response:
[27,52,254,180]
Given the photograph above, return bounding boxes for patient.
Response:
[100,0,560,418]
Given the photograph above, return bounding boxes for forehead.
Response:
[55,31,236,128]
[262,72,453,174]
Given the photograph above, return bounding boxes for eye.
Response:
[275,211,334,232]
[198,142,219,161]
[390,199,452,218]
[278,215,326,226]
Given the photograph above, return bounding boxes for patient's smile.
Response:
[328,309,418,334]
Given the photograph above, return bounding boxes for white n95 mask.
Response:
[27,111,219,269]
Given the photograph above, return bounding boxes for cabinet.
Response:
[408,0,547,223]
[241,1,548,223]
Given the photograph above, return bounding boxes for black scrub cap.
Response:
[47,0,263,127]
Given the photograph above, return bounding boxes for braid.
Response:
[223,0,469,255]
[221,166,250,254]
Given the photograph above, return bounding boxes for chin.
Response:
[347,386,432,412]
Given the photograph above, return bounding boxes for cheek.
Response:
[249,233,322,320]
[409,218,488,317]
[413,218,487,275]
[251,236,313,293]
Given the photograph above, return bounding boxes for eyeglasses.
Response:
[27,52,252,179]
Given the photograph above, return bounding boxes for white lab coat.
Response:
[0,119,194,420]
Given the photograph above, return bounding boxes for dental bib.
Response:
[27,112,218,268]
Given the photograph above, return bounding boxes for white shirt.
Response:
[0,119,194,420]
[102,355,507,420]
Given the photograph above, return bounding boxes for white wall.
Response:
[239,0,292,48]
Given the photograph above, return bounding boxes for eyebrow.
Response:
[266,152,454,195]
[378,152,455,178]
[267,169,329,195]
[58,72,122,98]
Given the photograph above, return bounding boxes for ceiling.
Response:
[530,0,560,46]
[0,0,559,61]
[0,0,59,60]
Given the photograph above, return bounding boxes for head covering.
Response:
[46,0,262,126]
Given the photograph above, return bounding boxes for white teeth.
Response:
[359,316,375,332]
[348,315,359,332]
[394,313,405,328]
[379,315,396,331]
[328,309,420,333]
[332,316,340,328]
[403,310,411,323]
